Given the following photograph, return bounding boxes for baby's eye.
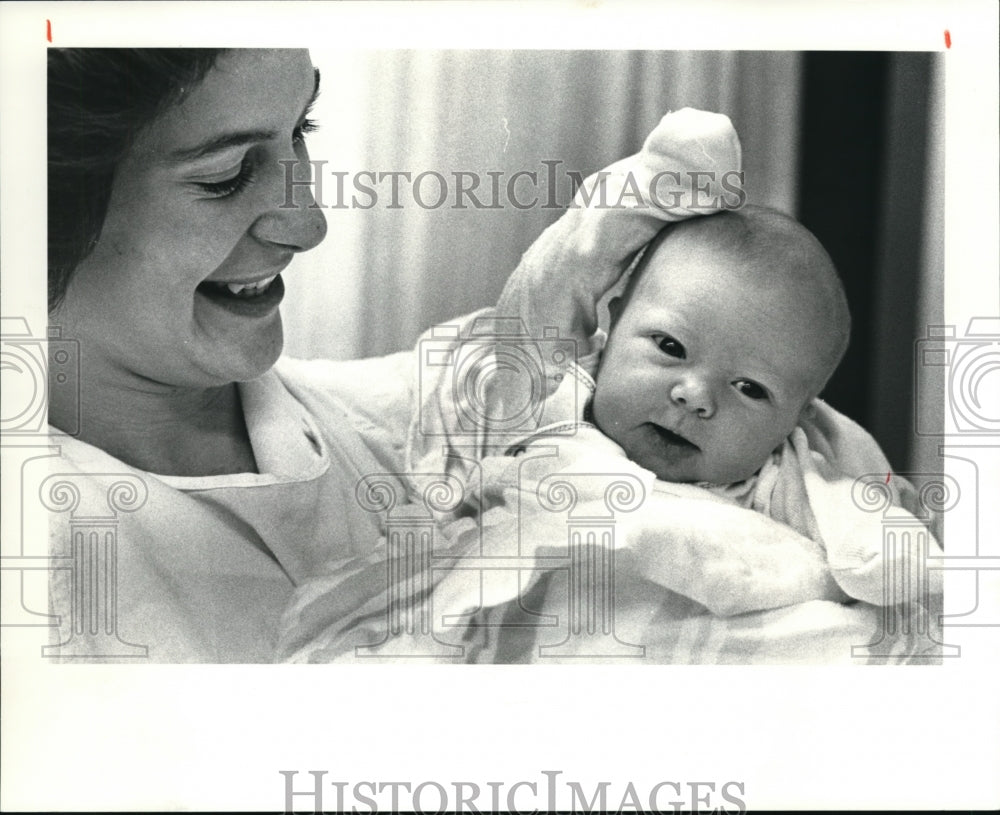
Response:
[653,334,685,359]
[735,380,769,401]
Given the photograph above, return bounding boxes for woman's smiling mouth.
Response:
[202,274,279,298]
[196,273,285,316]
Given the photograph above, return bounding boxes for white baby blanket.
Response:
[276,341,945,664]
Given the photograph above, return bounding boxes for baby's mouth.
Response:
[650,423,699,451]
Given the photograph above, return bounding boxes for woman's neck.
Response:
[49,364,259,478]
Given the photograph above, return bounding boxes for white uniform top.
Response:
[45,354,414,662]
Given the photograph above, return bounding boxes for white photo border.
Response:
[2,1,998,811]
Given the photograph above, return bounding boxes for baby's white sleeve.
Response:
[495,108,743,368]
[789,410,945,607]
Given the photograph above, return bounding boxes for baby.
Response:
[413,107,939,607]
[590,205,850,487]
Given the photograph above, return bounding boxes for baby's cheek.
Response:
[730,418,780,464]
[590,391,620,437]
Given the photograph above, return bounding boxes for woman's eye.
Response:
[293,117,320,146]
[735,380,768,401]
[196,156,256,199]
[654,335,685,359]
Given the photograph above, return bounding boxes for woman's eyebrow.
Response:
[168,67,321,164]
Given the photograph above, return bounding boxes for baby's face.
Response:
[591,236,834,485]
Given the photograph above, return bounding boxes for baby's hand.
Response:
[574,108,742,219]
[567,108,743,262]
[792,427,943,606]
[642,108,744,217]
[496,108,742,345]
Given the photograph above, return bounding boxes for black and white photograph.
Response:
[2,1,998,811]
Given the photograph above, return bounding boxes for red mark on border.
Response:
[944,29,951,49]
[46,19,52,43]
[885,472,892,484]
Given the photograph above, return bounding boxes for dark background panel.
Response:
[798,51,934,469]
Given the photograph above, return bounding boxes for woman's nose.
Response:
[669,376,715,418]
[250,160,328,252]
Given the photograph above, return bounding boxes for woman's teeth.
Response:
[224,275,277,297]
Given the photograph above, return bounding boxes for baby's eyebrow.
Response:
[167,68,321,164]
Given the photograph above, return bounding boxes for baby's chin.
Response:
[595,414,769,485]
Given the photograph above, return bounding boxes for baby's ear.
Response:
[608,296,623,327]
[799,399,818,421]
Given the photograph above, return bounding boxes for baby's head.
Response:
[591,205,849,485]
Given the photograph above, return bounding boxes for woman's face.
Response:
[55,49,327,388]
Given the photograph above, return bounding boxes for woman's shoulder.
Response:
[45,425,135,474]
[272,353,416,474]
[274,352,414,407]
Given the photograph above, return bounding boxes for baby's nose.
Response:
[669,377,715,418]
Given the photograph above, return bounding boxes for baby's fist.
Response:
[640,108,744,218]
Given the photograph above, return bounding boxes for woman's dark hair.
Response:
[47,48,227,311]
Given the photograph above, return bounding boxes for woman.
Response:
[47,48,412,661]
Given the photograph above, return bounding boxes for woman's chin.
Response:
[201,323,284,385]
[233,340,283,383]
